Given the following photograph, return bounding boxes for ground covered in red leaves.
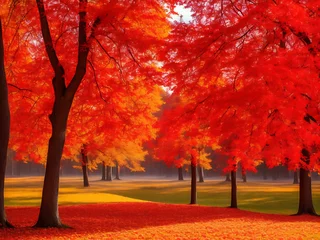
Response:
[1,203,319,239]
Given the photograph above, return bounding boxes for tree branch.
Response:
[36,0,66,98]
[66,1,105,100]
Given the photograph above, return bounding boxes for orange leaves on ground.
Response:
[2,202,319,239]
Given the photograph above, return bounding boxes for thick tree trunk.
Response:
[190,162,197,204]
[225,173,231,182]
[230,170,237,208]
[35,87,73,228]
[197,166,204,183]
[106,166,112,181]
[101,163,106,181]
[178,167,184,181]
[114,162,120,180]
[0,20,13,228]
[297,168,316,215]
[81,145,89,187]
[296,149,316,215]
[35,122,69,227]
[293,170,299,184]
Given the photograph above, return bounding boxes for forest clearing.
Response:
[1,0,320,239]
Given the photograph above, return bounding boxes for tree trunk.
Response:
[106,166,112,181]
[272,168,279,180]
[262,163,268,180]
[197,166,204,183]
[293,170,299,184]
[297,168,316,215]
[0,19,13,228]
[225,173,231,182]
[101,163,106,181]
[35,97,73,228]
[241,169,247,183]
[114,162,120,180]
[178,167,184,181]
[190,161,197,204]
[263,170,268,180]
[34,0,93,228]
[230,170,237,208]
[81,145,89,187]
[296,149,316,215]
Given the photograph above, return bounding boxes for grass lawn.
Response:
[4,176,320,215]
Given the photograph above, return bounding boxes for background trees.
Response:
[162,0,320,214]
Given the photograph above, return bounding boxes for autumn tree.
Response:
[164,0,320,215]
[4,0,170,227]
[0,6,12,228]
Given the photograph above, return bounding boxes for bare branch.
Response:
[88,60,109,104]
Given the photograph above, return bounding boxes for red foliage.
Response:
[1,203,319,239]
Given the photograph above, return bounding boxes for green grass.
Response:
[4,176,320,215]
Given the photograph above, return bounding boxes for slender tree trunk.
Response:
[178,167,184,181]
[106,166,112,181]
[114,162,120,180]
[225,173,231,182]
[241,168,247,183]
[272,168,279,180]
[190,160,197,204]
[0,19,13,228]
[230,170,237,208]
[296,149,316,215]
[197,166,204,183]
[81,145,89,187]
[101,163,106,181]
[262,162,268,180]
[293,170,299,184]
[263,170,268,180]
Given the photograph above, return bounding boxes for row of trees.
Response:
[153,0,320,215]
[0,0,320,228]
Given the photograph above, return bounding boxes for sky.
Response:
[170,5,193,23]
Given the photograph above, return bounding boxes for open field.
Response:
[2,202,320,239]
[4,176,320,214]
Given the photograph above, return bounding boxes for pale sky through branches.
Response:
[170,5,193,23]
